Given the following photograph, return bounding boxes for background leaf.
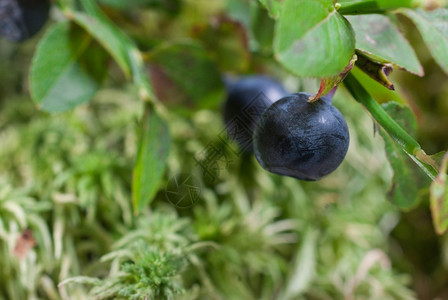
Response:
[73,1,156,103]
[147,41,225,111]
[30,22,107,113]
[274,0,355,77]
[133,105,171,213]
[430,152,448,235]
[259,0,283,19]
[380,102,430,209]
[191,16,250,73]
[402,8,448,75]
[251,2,276,53]
[346,14,423,76]
[99,0,181,14]
[71,11,134,77]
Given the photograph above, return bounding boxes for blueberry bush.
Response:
[2,0,448,299]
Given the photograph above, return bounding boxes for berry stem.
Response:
[326,86,338,102]
[343,72,438,179]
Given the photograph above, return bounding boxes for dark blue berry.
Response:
[253,92,349,181]
[0,0,50,42]
[223,76,289,153]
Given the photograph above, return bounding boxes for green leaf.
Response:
[380,102,429,209]
[99,0,148,8]
[133,104,171,213]
[403,8,448,74]
[344,73,437,181]
[431,151,447,166]
[351,66,403,104]
[430,152,448,235]
[129,49,157,102]
[226,0,252,28]
[30,22,107,113]
[259,0,283,18]
[100,0,181,13]
[147,41,225,111]
[74,1,156,103]
[71,11,134,77]
[274,0,355,77]
[251,2,276,52]
[346,14,423,76]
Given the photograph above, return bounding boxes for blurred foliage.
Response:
[1,0,448,299]
[393,13,448,154]
[0,58,418,300]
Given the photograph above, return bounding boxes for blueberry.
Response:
[0,0,50,42]
[223,76,289,152]
[253,92,349,181]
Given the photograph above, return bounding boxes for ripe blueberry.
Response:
[223,76,288,152]
[253,92,349,181]
[0,0,50,42]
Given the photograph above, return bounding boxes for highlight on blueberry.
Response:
[253,92,350,181]
[223,75,289,152]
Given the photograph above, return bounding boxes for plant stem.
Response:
[343,73,438,179]
[336,0,423,15]
[344,73,419,154]
[337,1,385,15]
